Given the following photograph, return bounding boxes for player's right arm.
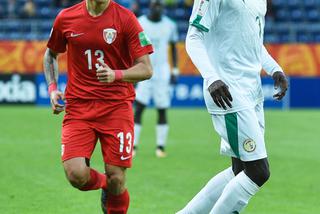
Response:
[186,0,232,110]
[43,12,67,114]
[43,48,65,114]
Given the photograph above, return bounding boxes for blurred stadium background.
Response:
[1,0,320,107]
[0,0,320,213]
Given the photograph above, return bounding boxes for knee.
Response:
[108,173,125,193]
[106,167,126,195]
[254,166,270,185]
[64,166,89,189]
[158,109,167,124]
[244,159,270,187]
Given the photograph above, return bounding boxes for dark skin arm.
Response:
[170,41,178,85]
[43,48,65,114]
[208,71,288,110]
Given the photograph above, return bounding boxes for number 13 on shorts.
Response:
[117,132,132,155]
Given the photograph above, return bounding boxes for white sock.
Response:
[176,167,234,214]
[156,124,169,147]
[134,124,142,147]
[209,171,260,214]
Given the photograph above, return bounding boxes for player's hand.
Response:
[50,90,65,115]
[96,59,116,83]
[272,71,288,101]
[208,80,233,110]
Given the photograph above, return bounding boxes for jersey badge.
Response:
[139,31,152,47]
[243,139,256,152]
[190,0,210,32]
[103,28,117,44]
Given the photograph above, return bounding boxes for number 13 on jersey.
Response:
[84,49,105,70]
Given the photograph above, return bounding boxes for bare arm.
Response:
[43,48,65,114]
[43,48,59,85]
[122,54,153,82]
[170,42,178,69]
[96,54,153,83]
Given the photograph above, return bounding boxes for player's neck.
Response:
[86,0,110,17]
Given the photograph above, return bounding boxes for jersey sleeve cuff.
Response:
[47,43,66,54]
[205,75,220,88]
[132,45,154,60]
[269,68,284,76]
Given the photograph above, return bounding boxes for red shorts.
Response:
[61,99,134,168]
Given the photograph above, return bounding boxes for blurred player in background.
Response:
[43,0,153,213]
[133,0,179,158]
[177,0,288,213]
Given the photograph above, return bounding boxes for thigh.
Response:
[232,157,244,175]
[153,79,171,109]
[96,102,134,168]
[61,119,98,162]
[135,80,152,106]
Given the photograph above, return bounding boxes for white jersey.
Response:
[139,15,178,80]
[186,0,284,114]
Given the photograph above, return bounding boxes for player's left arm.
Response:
[96,55,152,83]
[261,45,288,100]
[170,21,179,85]
[96,11,154,83]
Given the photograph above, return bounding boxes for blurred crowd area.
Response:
[0,0,320,42]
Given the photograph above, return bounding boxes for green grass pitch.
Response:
[0,107,319,214]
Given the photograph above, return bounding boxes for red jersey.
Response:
[47,1,153,101]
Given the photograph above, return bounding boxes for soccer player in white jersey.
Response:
[177,0,288,213]
[133,0,179,158]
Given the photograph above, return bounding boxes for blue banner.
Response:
[290,77,320,108]
[171,76,290,109]
[171,76,205,107]
[28,73,320,109]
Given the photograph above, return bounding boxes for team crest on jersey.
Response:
[243,139,256,152]
[103,28,117,44]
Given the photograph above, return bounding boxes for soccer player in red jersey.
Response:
[43,0,153,213]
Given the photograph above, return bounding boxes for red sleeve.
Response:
[47,12,67,53]
[125,12,153,60]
